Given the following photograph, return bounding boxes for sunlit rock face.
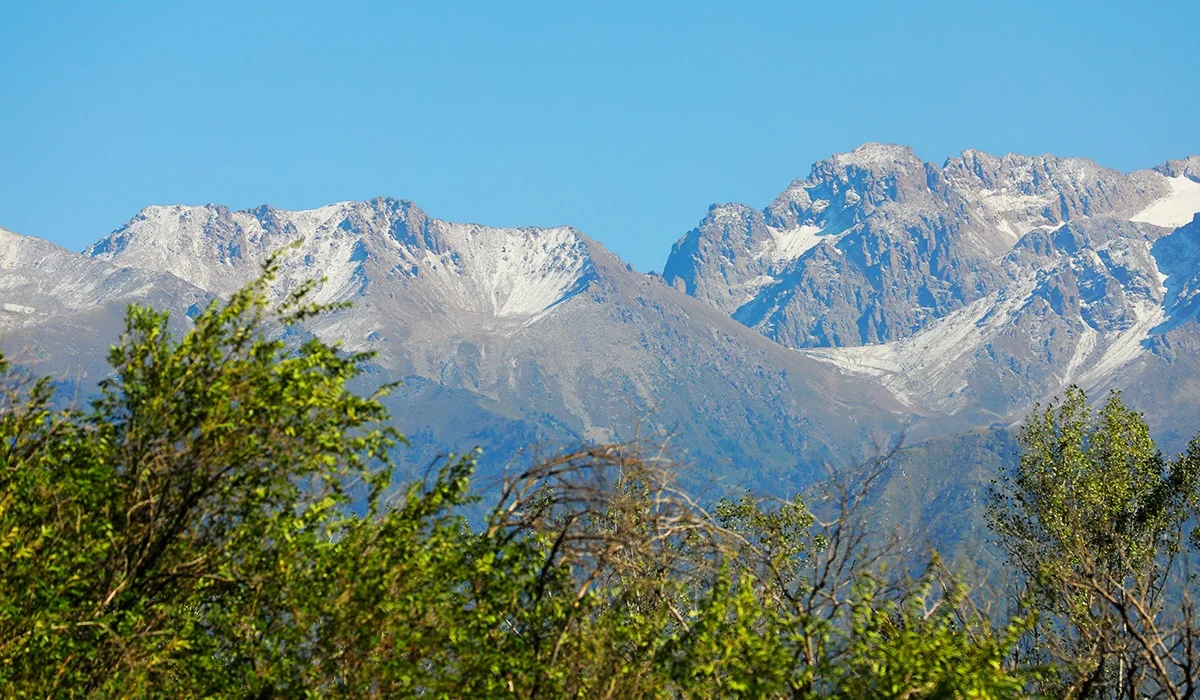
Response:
[665,144,1200,433]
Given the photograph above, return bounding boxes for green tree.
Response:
[707,478,1031,699]
[0,251,402,694]
[989,385,1200,698]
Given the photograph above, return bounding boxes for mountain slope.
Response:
[3,143,1200,554]
[83,199,906,491]
[0,226,212,379]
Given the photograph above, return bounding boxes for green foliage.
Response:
[990,386,1195,582]
[830,564,1032,699]
[0,257,1042,696]
[0,250,402,694]
[989,385,1200,697]
[706,496,1032,698]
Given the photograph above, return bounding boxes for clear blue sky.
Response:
[2,1,1198,272]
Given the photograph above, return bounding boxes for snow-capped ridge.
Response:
[0,224,211,336]
[1153,155,1200,181]
[86,198,599,322]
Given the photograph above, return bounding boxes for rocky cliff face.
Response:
[664,143,1174,349]
[663,144,1200,432]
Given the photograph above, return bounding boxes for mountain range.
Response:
[4,143,1200,528]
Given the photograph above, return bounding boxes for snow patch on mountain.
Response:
[764,224,825,262]
[1076,300,1164,387]
[977,189,1056,216]
[2,303,35,315]
[798,255,1166,414]
[1132,176,1200,229]
[799,276,1037,410]
[762,223,853,265]
[401,222,594,319]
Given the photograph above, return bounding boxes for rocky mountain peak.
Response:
[828,142,922,172]
[665,144,1200,369]
[942,150,1157,225]
[799,142,936,216]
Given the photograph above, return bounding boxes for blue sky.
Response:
[2,1,1198,272]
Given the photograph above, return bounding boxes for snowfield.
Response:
[1132,175,1200,229]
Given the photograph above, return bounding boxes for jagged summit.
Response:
[661,143,1200,432]
[1155,155,1200,180]
[665,143,1197,327]
[828,142,922,170]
